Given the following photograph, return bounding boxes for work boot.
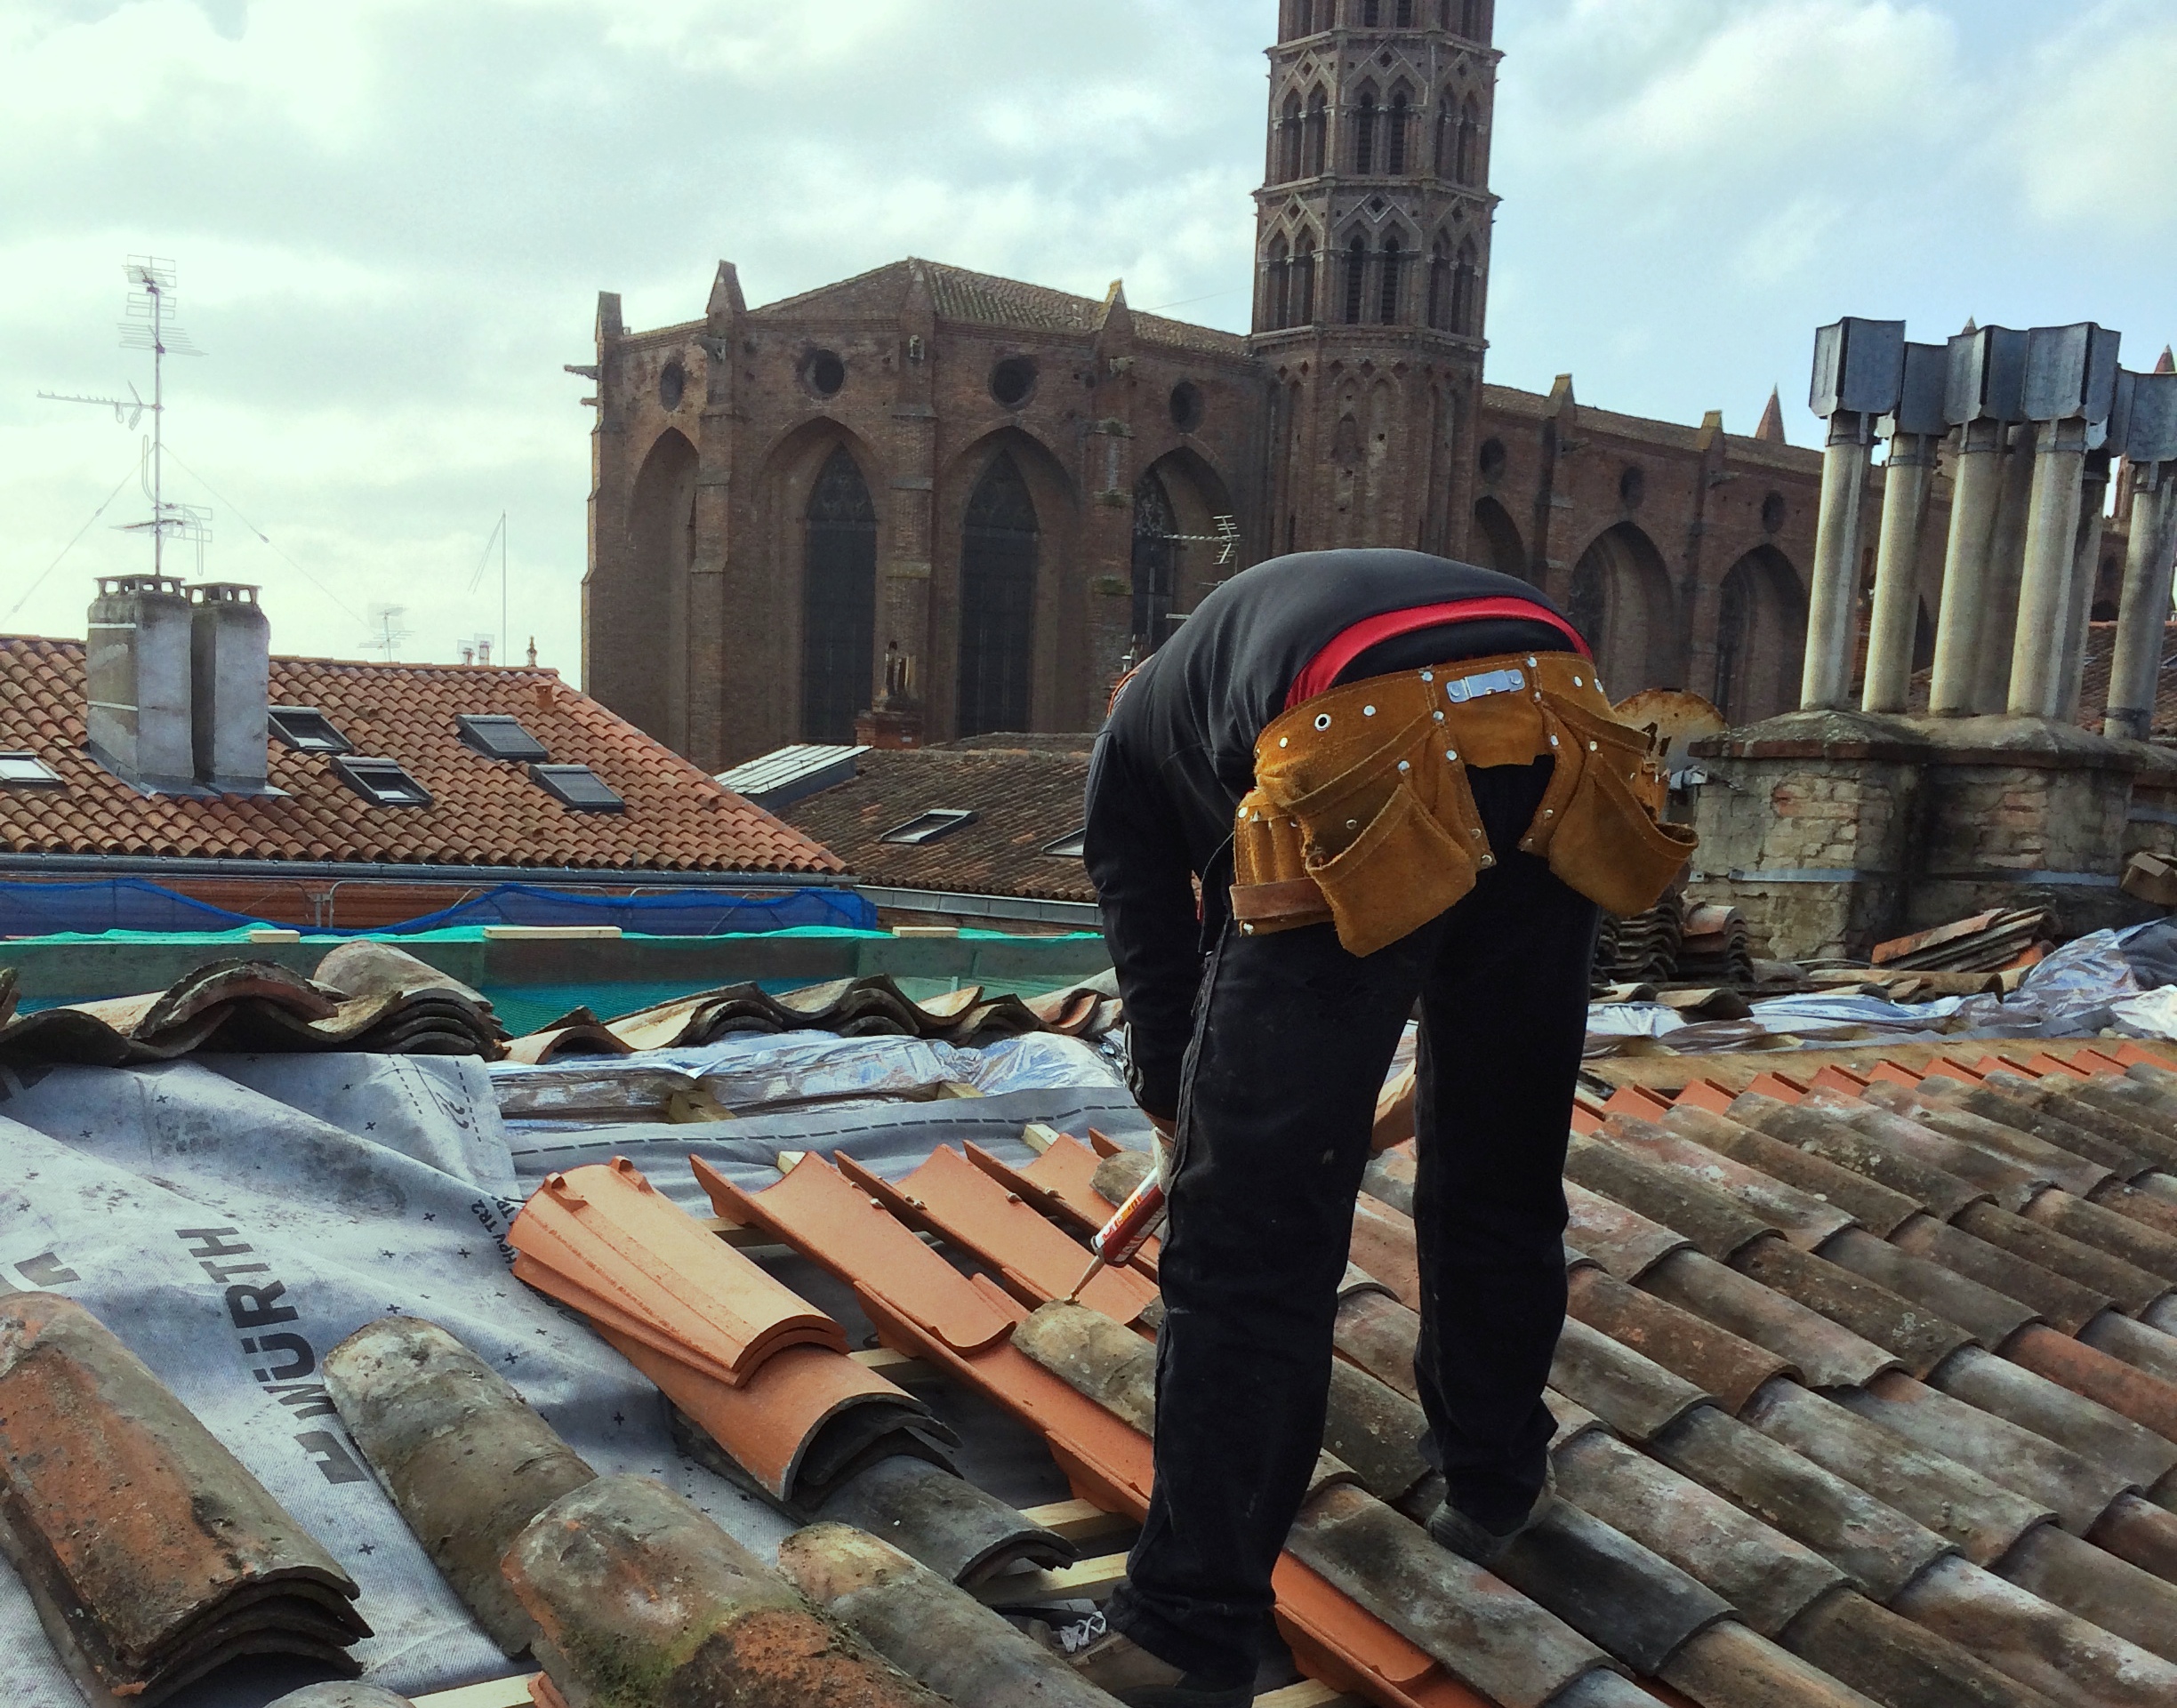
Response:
[1426,1464,1558,1568]
[1056,1612,1252,1708]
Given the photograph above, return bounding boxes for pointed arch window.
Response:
[958,452,1038,736]
[1362,0,1382,23]
[1386,88,1411,173]
[1378,236,1403,324]
[1131,470,1181,651]
[1434,90,1453,175]
[802,446,878,743]
[1460,0,1482,38]
[1304,89,1329,176]
[1278,92,1304,181]
[1426,236,1451,330]
[1354,90,1379,173]
[1451,242,1479,336]
[1266,236,1291,330]
[1396,0,1414,23]
[1343,237,1368,325]
[1292,234,1318,325]
[1456,94,1482,184]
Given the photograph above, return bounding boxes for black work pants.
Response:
[1106,760,1598,1688]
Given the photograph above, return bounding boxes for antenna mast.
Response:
[38,256,208,577]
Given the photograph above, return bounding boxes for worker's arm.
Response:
[1082,726,1203,1125]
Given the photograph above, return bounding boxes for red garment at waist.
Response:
[1284,597,1591,710]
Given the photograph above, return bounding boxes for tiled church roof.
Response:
[751,258,1250,360]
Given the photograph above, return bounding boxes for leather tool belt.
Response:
[1229,649,1696,958]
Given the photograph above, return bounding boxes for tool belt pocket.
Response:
[1297,773,1477,959]
[1541,702,1695,918]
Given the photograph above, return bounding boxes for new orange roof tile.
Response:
[711,1153,1498,1708]
[0,637,839,875]
[510,1159,847,1384]
[960,1135,1161,1278]
[832,1148,1158,1327]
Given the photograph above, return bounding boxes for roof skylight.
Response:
[333,756,433,807]
[531,763,624,813]
[458,714,550,762]
[0,752,62,787]
[880,808,975,846]
[268,708,353,754]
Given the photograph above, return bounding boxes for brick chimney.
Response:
[189,583,270,792]
[85,574,196,790]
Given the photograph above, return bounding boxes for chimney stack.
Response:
[85,575,196,790]
[189,583,270,792]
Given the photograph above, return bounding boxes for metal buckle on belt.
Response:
[1442,666,1526,704]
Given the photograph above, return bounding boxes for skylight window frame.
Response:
[1041,828,1088,859]
[0,751,62,788]
[880,808,975,846]
[456,713,551,763]
[529,763,625,813]
[332,755,434,808]
[267,707,354,755]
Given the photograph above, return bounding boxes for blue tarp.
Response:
[0,877,876,938]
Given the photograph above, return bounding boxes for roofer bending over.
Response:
[1065,549,1693,1707]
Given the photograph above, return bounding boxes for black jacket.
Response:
[1081,549,1582,1118]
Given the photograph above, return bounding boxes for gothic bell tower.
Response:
[1251,0,1498,561]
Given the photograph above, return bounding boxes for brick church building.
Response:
[581,0,1922,772]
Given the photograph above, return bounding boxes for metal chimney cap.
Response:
[2022,322,2122,422]
[1945,325,2027,425]
[2127,370,2177,465]
[1888,341,1950,437]
[1811,317,1907,419]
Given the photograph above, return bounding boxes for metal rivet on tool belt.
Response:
[1470,827,1482,838]
[1527,657,1538,667]
[1434,710,1445,722]
[1346,819,1358,830]
[1482,855,1494,867]
[1573,676,1584,687]
[1398,760,1410,772]
[1280,737,1289,748]
[1421,670,1434,682]
[1549,735,1560,748]
[1315,713,1332,730]
[1544,808,1555,817]
[1445,750,1458,761]
[1363,705,1376,717]
[1589,741,1599,751]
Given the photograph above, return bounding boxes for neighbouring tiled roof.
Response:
[0,637,841,875]
[778,744,1094,902]
[1903,620,2177,741]
[749,259,1250,361]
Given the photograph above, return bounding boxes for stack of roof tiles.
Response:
[0,941,508,1065]
[0,1293,370,1704]
[1675,904,1755,986]
[502,1158,1072,1585]
[0,637,837,876]
[1872,910,2057,975]
[1595,892,1686,986]
[507,974,1114,1063]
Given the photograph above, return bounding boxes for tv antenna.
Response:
[468,510,507,662]
[36,257,207,579]
[359,604,414,663]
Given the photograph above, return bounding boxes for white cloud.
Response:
[2,0,2173,675]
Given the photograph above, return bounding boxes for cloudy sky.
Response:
[4,0,2173,678]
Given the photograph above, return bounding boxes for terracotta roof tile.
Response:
[779,744,1094,902]
[0,639,842,877]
